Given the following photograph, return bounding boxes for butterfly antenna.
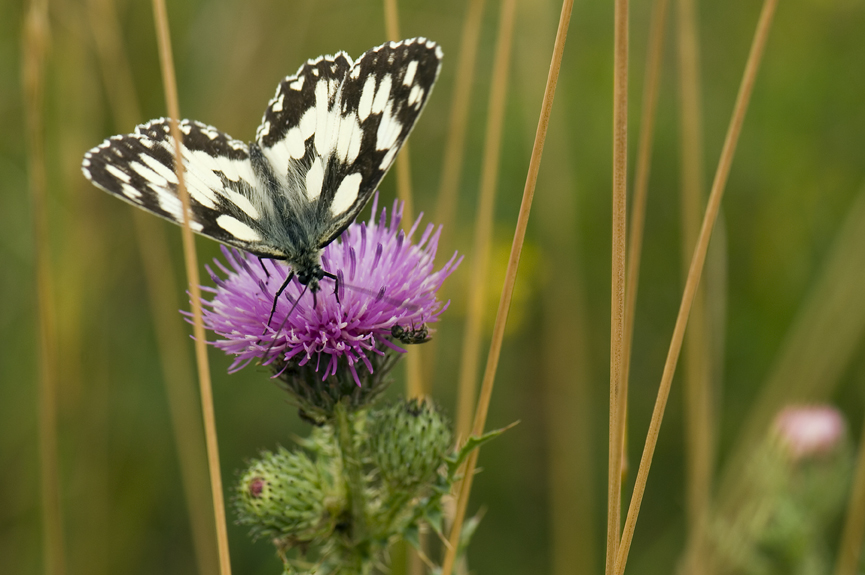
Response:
[264,270,295,333]
[262,281,310,365]
[318,275,419,312]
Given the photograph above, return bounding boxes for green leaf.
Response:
[424,504,444,535]
[403,523,420,550]
[457,510,485,557]
[446,421,519,477]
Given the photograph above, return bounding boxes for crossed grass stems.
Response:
[24,0,865,574]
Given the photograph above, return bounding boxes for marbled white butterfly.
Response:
[82,38,442,311]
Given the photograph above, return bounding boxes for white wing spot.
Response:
[286,127,305,159]
[358,75,376,122]
[376,102,402,151]
[403,60,418,86]
[271,94,284,113]
[371,74,392,115]
[224,190,259,219]
[216,215,260,242]
[121,182,142,200]
[330,173,362,216]
[380,147,398,170]
[347,119,362,164]
[408,85,424,106]
[314,80,333,156]
[141,154,178,185]
[106,164,131,183]
[350,66,361,79]
[290,76,305,90]
[336,113,360,163]
[305,156,324,201]
[299,108,316,140]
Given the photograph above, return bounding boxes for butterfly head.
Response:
[296,263,326,293]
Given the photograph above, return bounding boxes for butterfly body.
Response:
[82,39,442,295]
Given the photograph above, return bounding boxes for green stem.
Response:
[335,401,368,544]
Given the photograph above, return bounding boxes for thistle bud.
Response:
[235,446,339,543]
[368,398,452,489]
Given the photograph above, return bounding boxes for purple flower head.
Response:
[200,196,460,391]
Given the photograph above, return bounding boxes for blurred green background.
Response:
[3,0,865,573]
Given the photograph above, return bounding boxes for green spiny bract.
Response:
[367,398,452,490]
[235,440,345,545]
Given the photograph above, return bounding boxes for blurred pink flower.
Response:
[773,405,846,460]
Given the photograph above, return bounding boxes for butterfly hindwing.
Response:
[82,118,286,257]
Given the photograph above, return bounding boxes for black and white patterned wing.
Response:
[255,51,354,198]
[255,38,443,248]
[82,119,286,258]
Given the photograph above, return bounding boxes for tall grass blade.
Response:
[675,0,715,570]
[434,0,487,238]
[23,0,66,573]
[607,0,630,571]
[621,0,670,469]
[835,408,865,575]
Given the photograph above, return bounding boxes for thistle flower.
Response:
[199,196,460,391]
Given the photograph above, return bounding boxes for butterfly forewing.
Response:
[252,38,443,249]
[82,118,287,258]
[315,38,443,246]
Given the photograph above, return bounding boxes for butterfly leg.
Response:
[265,270,295,332]
[322,271,341,304]
[262,282,309,364]
[258,257,271,280]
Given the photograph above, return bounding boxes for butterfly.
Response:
[81,38,442,317]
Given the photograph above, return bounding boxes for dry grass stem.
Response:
[613,0,779,572]
[382,0,423,400]
[621,0,669,456]
[87,0,219,572]
[434,0,487,236]
[607,0,629,572]
[23,1,66,573]
[454,0,517,442]
[383,0,416,227]
[835,414,865,575]
[441,1,574,573]
[151,1,232,573]
[675,0,714,569]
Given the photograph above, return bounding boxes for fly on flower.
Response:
[81,38,443,317]
[391,323,431,345]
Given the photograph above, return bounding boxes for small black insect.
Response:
[391,323,431,345]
